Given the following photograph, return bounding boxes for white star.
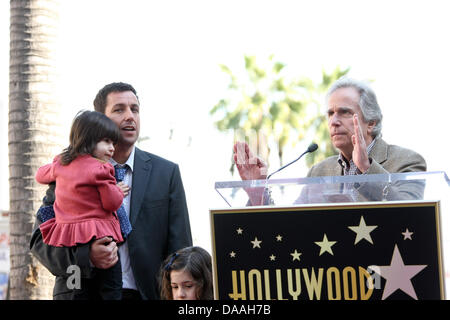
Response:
[290,249,302,261]
[230,251,236,258]
[314,234,337,256]
[251,237,262,249]
[348,216,378,245]
[276,235,283,242]
[236,227,243,235]
[269,254,276,261]
[369,245,427,300]
[402,228,414,240]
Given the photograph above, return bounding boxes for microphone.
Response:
[266,142,318,181]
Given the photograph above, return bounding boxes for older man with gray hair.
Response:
[307,77,425,177]
[234,77,426,202]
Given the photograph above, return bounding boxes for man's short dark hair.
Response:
[93,82,139,114]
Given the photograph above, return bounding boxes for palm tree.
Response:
[9,0,61,299]
[210,54,349,174]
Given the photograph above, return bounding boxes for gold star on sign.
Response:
[276,235,283,242]
[269,254,276,261]
[251,237,262,249]
[290,249,302,261]
[315,234,337,256]
[348,216,378,245]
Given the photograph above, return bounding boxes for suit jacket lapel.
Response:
[321,138,388,176]
[332,160,343,176]
[369,138,388,165]
[130,147,152,226]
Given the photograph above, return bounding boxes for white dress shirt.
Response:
[110,146,137,290]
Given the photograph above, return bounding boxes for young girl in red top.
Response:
[36,110,129,300]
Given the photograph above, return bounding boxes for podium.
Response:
[210,171,450,300]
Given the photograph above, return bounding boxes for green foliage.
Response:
[210,55,350,173]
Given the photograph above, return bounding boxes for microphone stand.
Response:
[262,143,318,205]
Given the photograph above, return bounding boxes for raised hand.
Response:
[233,141,267,180]
[351,114,371,173]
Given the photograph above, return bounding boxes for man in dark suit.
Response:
[30,82,192,299]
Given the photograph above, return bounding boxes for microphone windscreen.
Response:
[307,143,318,153]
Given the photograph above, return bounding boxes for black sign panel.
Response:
[210,201,444,300]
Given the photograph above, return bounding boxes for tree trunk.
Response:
[9,0,61,300]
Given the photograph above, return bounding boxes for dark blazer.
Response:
[30,147,192,299]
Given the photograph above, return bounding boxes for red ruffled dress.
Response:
[36,155,124,247]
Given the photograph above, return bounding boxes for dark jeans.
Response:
[95,259,123,300]
[53,260,122,300]
[121,288,142,300]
